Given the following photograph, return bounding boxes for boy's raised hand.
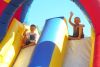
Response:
[69,12,75,26]
[70,12,73,16]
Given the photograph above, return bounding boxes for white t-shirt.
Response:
[26,32,37,42]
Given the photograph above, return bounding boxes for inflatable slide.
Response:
[0,0,100,67]
[0,16,95,67]
[63,38,92,67]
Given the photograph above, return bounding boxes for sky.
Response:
[24,0,91,37]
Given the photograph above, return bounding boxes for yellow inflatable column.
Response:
[0,19,25,67]
[89,27,95,67]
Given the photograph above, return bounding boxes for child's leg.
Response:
[69,36,74,40]
[22,42,36,48]
[22,45,29,48]
[29,42,36,46]
[68,35,76,40]
[22,40,30,48]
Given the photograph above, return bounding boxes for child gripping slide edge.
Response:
[22,24,37,48]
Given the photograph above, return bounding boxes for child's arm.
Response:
[23,29,28,41]
[69,12,75,26]
[23,29,28,36]
[22,29,28,47]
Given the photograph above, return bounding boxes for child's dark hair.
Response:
[75,17,80,19]
[31,24,36,28]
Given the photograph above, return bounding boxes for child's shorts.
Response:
[25,39,31,45]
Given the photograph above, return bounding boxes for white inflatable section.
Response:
[63,37,92,67]
[13,46,36,67]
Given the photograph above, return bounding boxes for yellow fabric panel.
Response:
[49,36,68,67]
[1,45,15,66]
[9,21,25,67]
[0,19,19,55]
[0,18,25,67]
[89,28,95,67]
[3,0,11,3]
[50,46,62,67]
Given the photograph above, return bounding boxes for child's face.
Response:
[74,17,80,24]
[30,26,36,32]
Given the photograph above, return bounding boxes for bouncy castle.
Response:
[0,0,100,67]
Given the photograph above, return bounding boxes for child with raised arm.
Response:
[69,12,85,40]
[23,24,37,48]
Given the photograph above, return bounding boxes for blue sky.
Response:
[24,0,91,37]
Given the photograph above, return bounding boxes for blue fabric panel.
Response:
[0,20,8,41]
[10,0,26,7]
[20,0,33,23]
[29,41,55,67]
[3,4,17,15]
[0,13,12,23]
